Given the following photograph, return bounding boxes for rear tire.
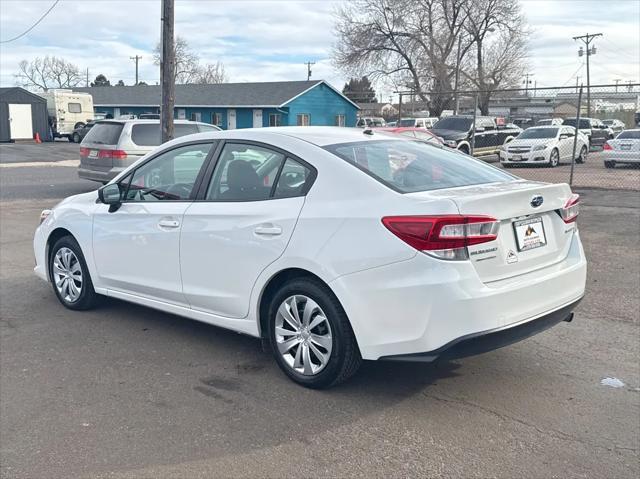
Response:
[49,236,98,311]
[267,277,362,389]
[604,161,616,169]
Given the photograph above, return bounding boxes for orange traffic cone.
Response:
[34,132,42,143]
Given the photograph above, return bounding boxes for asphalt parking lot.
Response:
[1,143,639,478]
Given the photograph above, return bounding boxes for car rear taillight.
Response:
[603,141,613,150]
[98,149,128,160]
[79,147,90,156]
[559,194,580,224]
[382,215,499,260]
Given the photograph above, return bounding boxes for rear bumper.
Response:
[602,150,640,163]
[330,231,587,360]
[78,166,124,183]
[380,297,580,362]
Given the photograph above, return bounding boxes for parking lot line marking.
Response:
[0,160,80,168]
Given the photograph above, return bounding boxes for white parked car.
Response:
[397,117,439,129]
[603,129,640,168]
[500,126,589,167]
[34,127,587,388]
[536,118,563,126]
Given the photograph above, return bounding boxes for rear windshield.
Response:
[131,123,200,146]
[518,127,558,139]
[432,117,472,131]
[617,130,640,139]
[563,118,590,129]
[324,139,514,193]
[82,122,124,145]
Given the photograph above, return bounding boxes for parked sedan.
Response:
[603,119,625,134]
[499,126,588,167]
[70,121,97,143]
[34,127,586,388]
[603,129,640,168]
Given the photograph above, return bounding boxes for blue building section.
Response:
[78,81,359,130]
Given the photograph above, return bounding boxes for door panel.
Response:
[253,109,263,128]
[228,109,236,129]
[8,104,33,139]
[180,197,305,318]
[93,202,190,305]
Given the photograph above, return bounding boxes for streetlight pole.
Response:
[160,0,175,143]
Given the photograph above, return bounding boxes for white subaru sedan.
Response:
[500,125,589,167]
[34,127,587,388]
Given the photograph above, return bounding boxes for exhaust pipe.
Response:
[563,312,574,323]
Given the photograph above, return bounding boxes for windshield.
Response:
[563,118,590,129]
[432,117,473,131]
[517,127,558,139]
[324,139,514,193]
[617,130,640,139]
[398,119,416,127]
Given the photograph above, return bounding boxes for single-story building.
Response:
[0,87,50,142]
[73,80,359,129]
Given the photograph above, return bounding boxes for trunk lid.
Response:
[408,180,577,283]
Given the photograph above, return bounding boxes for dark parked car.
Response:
[562,117,613,148]
[70,121,98,143]
[511,118,535,129]
[430,116,521,157]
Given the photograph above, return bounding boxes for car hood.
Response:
[507,138,554,147]
[54,190,99,209]
[429,129,468,140]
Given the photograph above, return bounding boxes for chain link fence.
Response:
[397,83,640,190]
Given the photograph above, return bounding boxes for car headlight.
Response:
[445,140,457,148]
[533,144,547,151]
[39,209,52,225]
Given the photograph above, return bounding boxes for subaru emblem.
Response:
[530,195,544,208]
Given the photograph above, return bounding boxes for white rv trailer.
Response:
[39,90,94,139]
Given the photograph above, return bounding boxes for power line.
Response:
[0,0,60,44]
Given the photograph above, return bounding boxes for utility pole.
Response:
[613,78,621,92]
[575,76,581,93]
[130,55,142,85]
[304,61,315,81]
[86,68,89,87]
[523,73,534,96]
[160,0,175,142]
[453,34,463,115]
[574,32,602,117]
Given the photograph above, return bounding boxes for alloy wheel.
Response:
[274,295,333,376]
[52,247,83,303]
[550,149,559,167]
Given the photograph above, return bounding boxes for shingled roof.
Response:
[73,80,359,108]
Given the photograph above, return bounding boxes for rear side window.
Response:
[324,140,515,193]
[131,123,200,146]
[273,159,313,199]
[68,102,82,113]
[82,122,124,145]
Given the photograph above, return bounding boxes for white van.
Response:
[40,90,94,139]
[397,117,439,129]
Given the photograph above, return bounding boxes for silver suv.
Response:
[78,119,221,183]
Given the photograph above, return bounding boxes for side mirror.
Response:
[98,183,123,211]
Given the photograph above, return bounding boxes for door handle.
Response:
[254,224,282,236]
[158,219,180,229]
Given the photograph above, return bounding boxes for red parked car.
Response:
[373,127,444,146]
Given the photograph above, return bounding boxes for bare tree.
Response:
[153,36,200,84]
[16,56,83,90]
[333,0,527,116]
[462,0,527,114]
[193,61,228,84]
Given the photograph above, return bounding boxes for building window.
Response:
[296,114,310,126]
[177,109,186,119]
[269,114,282,127]
[335,114,346,127]
[190,112,202,122]
[212,113,222,126]
[68,102,82,113]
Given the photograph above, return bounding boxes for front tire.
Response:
[267,278,361,389]
[604,160,616,169]
[49,236,98,310]
[549,148,559,167]
[576,145,587,164]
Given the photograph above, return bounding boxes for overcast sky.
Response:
[1,0,638,99]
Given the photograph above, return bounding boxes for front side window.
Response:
[206,144,285,201]
[433,117,473,131]
[269,114,282,127]
[296,114,310,126]
[125,143,212,201]
[324,139,515,193]
[68,102,82,113]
